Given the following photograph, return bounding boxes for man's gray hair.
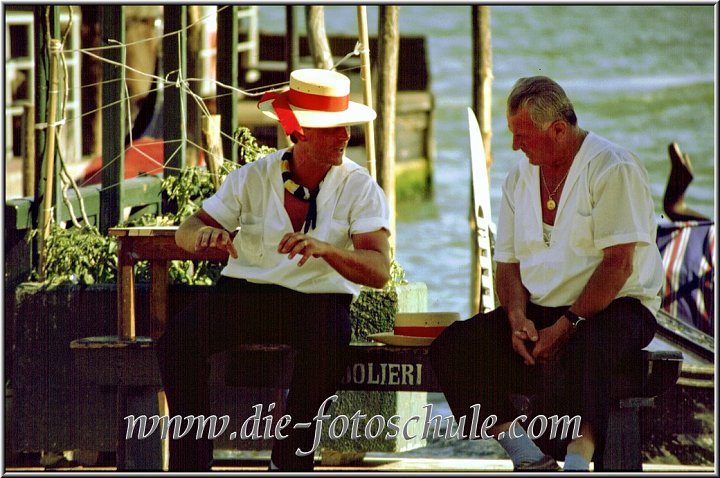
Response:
[507,76,578,129]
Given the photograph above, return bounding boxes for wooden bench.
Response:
[70,227,682,471]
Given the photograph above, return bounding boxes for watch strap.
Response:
[564,309,585,327]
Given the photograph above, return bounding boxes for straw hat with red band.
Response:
[368,312,461,347]
[257,69,376,137]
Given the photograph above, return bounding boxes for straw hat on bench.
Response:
[369,312,461,347]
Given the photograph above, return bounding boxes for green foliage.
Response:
[38,128,276,287]
[125,128,275,285]
[390,257,407,285]
[38,224,117,287]
[235,126,275,165]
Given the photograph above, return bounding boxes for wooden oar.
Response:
[468,107,496,313]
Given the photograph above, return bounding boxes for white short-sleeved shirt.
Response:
[495,133,663,314]
[202,148,390,295]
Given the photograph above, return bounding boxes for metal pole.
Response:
[356,6,377,179]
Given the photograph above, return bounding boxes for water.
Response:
[257,6,715,460]
[260,5,715,319]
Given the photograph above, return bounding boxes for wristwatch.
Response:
[564,310,586,328]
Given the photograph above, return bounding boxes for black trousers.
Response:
[156,276,353,471]
[429,297,656,458]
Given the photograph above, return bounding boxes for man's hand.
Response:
[195,226,238,258]
[531,318,573,363]
[278,232,329,266]
[510,316,539,366]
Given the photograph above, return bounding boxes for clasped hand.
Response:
[510,316,571,366]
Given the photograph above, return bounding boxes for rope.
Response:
[33,7,366,199]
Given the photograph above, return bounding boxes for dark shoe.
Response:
[514,454,561,472]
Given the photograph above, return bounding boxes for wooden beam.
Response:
[162,4,187,215]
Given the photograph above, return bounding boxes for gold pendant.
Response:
[546,198,556,210]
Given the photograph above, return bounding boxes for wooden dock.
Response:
[5,455,715,473]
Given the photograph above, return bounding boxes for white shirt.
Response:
[495,133,663,314]
[203,148,390,296]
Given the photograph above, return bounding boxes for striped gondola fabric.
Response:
[656,220,715,336]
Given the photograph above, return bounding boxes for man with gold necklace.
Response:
[162,69,391,471]
[431,76,663,471]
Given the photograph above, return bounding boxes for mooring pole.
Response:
[376,6,400,248]
[356,6,377,180]
[472,5,493,173]
[306,6,333,69]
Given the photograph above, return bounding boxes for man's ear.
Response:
[550,120,567,140]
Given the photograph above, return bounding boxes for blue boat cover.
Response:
[656,221,715,336]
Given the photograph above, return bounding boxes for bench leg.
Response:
[596,398,652,471]
[117,385,163,471]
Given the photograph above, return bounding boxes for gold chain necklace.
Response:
[540,167,570,211]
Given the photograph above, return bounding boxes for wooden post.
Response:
[356,6,377,180]
[37,39,62,279]
[100,5,125,234]
[217,5,239,164]
[79,5,102,158]
[376,6,399,247]
[22,104,35,197]
[162,5,187,214]
[472,5,493,172]
[202,115,223,191]
[186,6,202,168]
[285,6,299,73]
[33,5,60,273]
[305,6,333,69]
[277,6,299,148]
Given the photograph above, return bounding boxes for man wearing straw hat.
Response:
[159,69,391,471]
[430,76,662,471]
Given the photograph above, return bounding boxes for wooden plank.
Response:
[111,232,228,262]
[72,337,680,398]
